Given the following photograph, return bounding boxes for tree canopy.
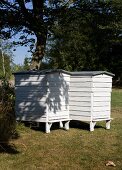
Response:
[0,0,75,69]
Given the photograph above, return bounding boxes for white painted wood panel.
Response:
[16,116,47,122]
[93,106,110,112]
[69,101,91,106]
[70,77,92,82]
[92,88,112,92]
[93,101,110,107]
[69,92,91,97]
[93,83,112,88]
[70,106,91,111]
[15,81,70,87]
[93,92,111,97]
[70,82,92,87]
[48,110,69,116]
[92,78,112,83]
[48,115,69,121]
[69,87,92,92]
[69,111,91,116]
[15,75,45,82]
[93,111,110,116]
[70,115,91,121]
[69,96,91,102]
[93,96,110,101]
[93,74,112,78]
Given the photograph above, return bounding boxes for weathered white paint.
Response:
[69,73,113,131]
[14,71,71,133]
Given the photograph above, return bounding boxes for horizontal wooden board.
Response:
[16,108,46,116]
[92,77,112,83]
[15,95,69,103]
[16,101,68,107]
[92,88,112,92]
[93,96,110,102]
[15,101,47,107]
[93,74,112,78]
[70,115,91,121]
[69,87,92,92]
[15,75,46,82]
[15,86,69,92]
[70,82,92,87]
[93,101,110,107]
[69,96,91,102]
[15,73,70,82]
[16,115,47,122]
[48,110,69,116]
[70,77,92,82]
[69,111,91,116]
[93,92,111,97]
[48,116,69,121]
[70,106,91,112]
[92,111,110,116]
[93,83,112,88]
[69,92,91,97]
[15,81,70,87]
[93,106,110,112]
[69,101,91,106]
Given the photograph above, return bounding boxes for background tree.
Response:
[0,0,75,70]
[0,40,13,79]
[47,0,122,82]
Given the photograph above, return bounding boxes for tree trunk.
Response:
[30,33,47,70]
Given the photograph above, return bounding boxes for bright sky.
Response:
[12,45,31,65]
[11,33,36,65]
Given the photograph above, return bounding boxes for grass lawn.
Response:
[0,89,122,170]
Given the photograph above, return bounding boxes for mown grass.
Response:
[0,89,122,170]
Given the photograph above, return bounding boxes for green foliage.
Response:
[0,78,16,143]
[47,0,122,78]
[0,0,75,69]
[23,57,31,70]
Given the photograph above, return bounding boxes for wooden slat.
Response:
[70,77,92,82]
[93,83,112,88]
[93,96,110,102]
[93,92,111,97]
[70,106,91,112]
[93,78,112,83]
[69,92,91,97]
[69,87,92,92]
[69,96,91,102]
[93,106,110,112]
[69,101,91,106]
[93,101,110,107]
[69,111,91,116]
[70,115,91,121]
[70,82,92,87]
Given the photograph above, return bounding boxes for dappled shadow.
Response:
[30,122,64,133]
[70,120,103,131]
[0,143,19,154]
[15,70,70,132]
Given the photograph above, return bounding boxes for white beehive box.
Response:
[69,71,114,131]
[14,69,71,133]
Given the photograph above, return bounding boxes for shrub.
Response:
[0,78,16,143]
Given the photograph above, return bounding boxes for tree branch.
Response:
[1,0,19,11]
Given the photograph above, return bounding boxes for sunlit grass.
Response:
[0,89,122,170]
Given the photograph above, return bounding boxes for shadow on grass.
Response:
[31,122,62,133]
[0,143,20,154]
[24,121,104,133]
[69,120,104,131]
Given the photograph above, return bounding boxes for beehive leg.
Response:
[59,121,63,128]
[90,121,96,131]
[106,120,111,130]
[45,122,52,133]
[64,121,70,130]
